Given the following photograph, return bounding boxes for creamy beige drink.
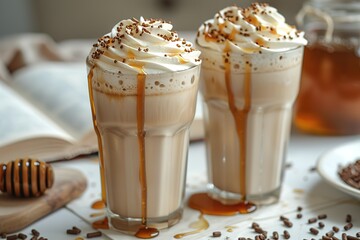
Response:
[194,3,307,207]
[87,17,201,237]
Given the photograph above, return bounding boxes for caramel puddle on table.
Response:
[173,212,209,239]
[92,217,109,230]
[91,200,106,210]
[90,212,105,218]
[188,41,256,215]
[225,225,238,232]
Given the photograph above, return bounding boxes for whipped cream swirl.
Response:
[89,17,201,74]
[197,3,307,53]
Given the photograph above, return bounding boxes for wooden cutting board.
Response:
[0,167,87,233]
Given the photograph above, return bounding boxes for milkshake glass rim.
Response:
[86,56,201,77]
[194,41,304,56]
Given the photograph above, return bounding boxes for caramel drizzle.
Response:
[137,73,147,225]
[130,56,160,238]
[173,212,209,239]
[88,67,107,205]
[224,41,252,200]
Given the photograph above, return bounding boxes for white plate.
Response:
[317,140,360,200]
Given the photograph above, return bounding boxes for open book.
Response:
[0,62,204,163]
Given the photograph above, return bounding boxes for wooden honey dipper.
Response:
[0,158,54,197]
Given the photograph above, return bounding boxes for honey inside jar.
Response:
[295,1,360,135]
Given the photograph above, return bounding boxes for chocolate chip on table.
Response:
[284,220,293,228]
[308,217,317,224]
[72,226,81,234]
[322,236,332,240]
[18,233,27,239]
[318,222,325,228]
[332,226,340,233]
[326,231,334,237]
[6,235,17,240]
[297,213,303,219]
[283,230,290,239]
[251,222,260,229]
[86,231,102,238]
[310,227,319,235]
[346,214,352,223]
[254,227,264,234]
[346,235,359,240]
[212,231,221,237]
[31,229,40,237]
[318,214,327,219]
[272,231,279,239]
[344,222,353,231]
[67,229,80,235]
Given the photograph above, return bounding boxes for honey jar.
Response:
[294,0,360,135]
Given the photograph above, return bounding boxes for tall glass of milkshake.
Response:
[86,17,201,237]
[193,3,307,209]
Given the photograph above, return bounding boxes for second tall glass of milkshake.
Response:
[87,17,201,237]
[196,3,307,205]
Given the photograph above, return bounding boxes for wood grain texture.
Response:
[0,168,87,233]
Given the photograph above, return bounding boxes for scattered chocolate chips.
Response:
[344,222,353,231]
[251,222,260,229]
[318,214,327,219]
[297,213,303,219]
[326,231,334,237]
[308,217,317,224]
[309,166,317,172]
[212,231,221,237]
[346,214,352,223]
[86,231,102,238]
[318,222,325,228]
[283,220,293,228]
[72,226,81,234]
[280,215,289,221]
[67,228,80,235]
[346,236,359,240]
[272,231,279,239]
[333,226,340,233]
[297,206,303,212]
[254,227,264,234]
[283,230,290,239]
[6,235,17,240]
[18,233,27,239]
[31,229,39,237]
[310,227,319,235]
[342,233,348,240]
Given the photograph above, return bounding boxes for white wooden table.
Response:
[11,130,360,239]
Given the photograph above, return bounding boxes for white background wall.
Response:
[0,0,305,41]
